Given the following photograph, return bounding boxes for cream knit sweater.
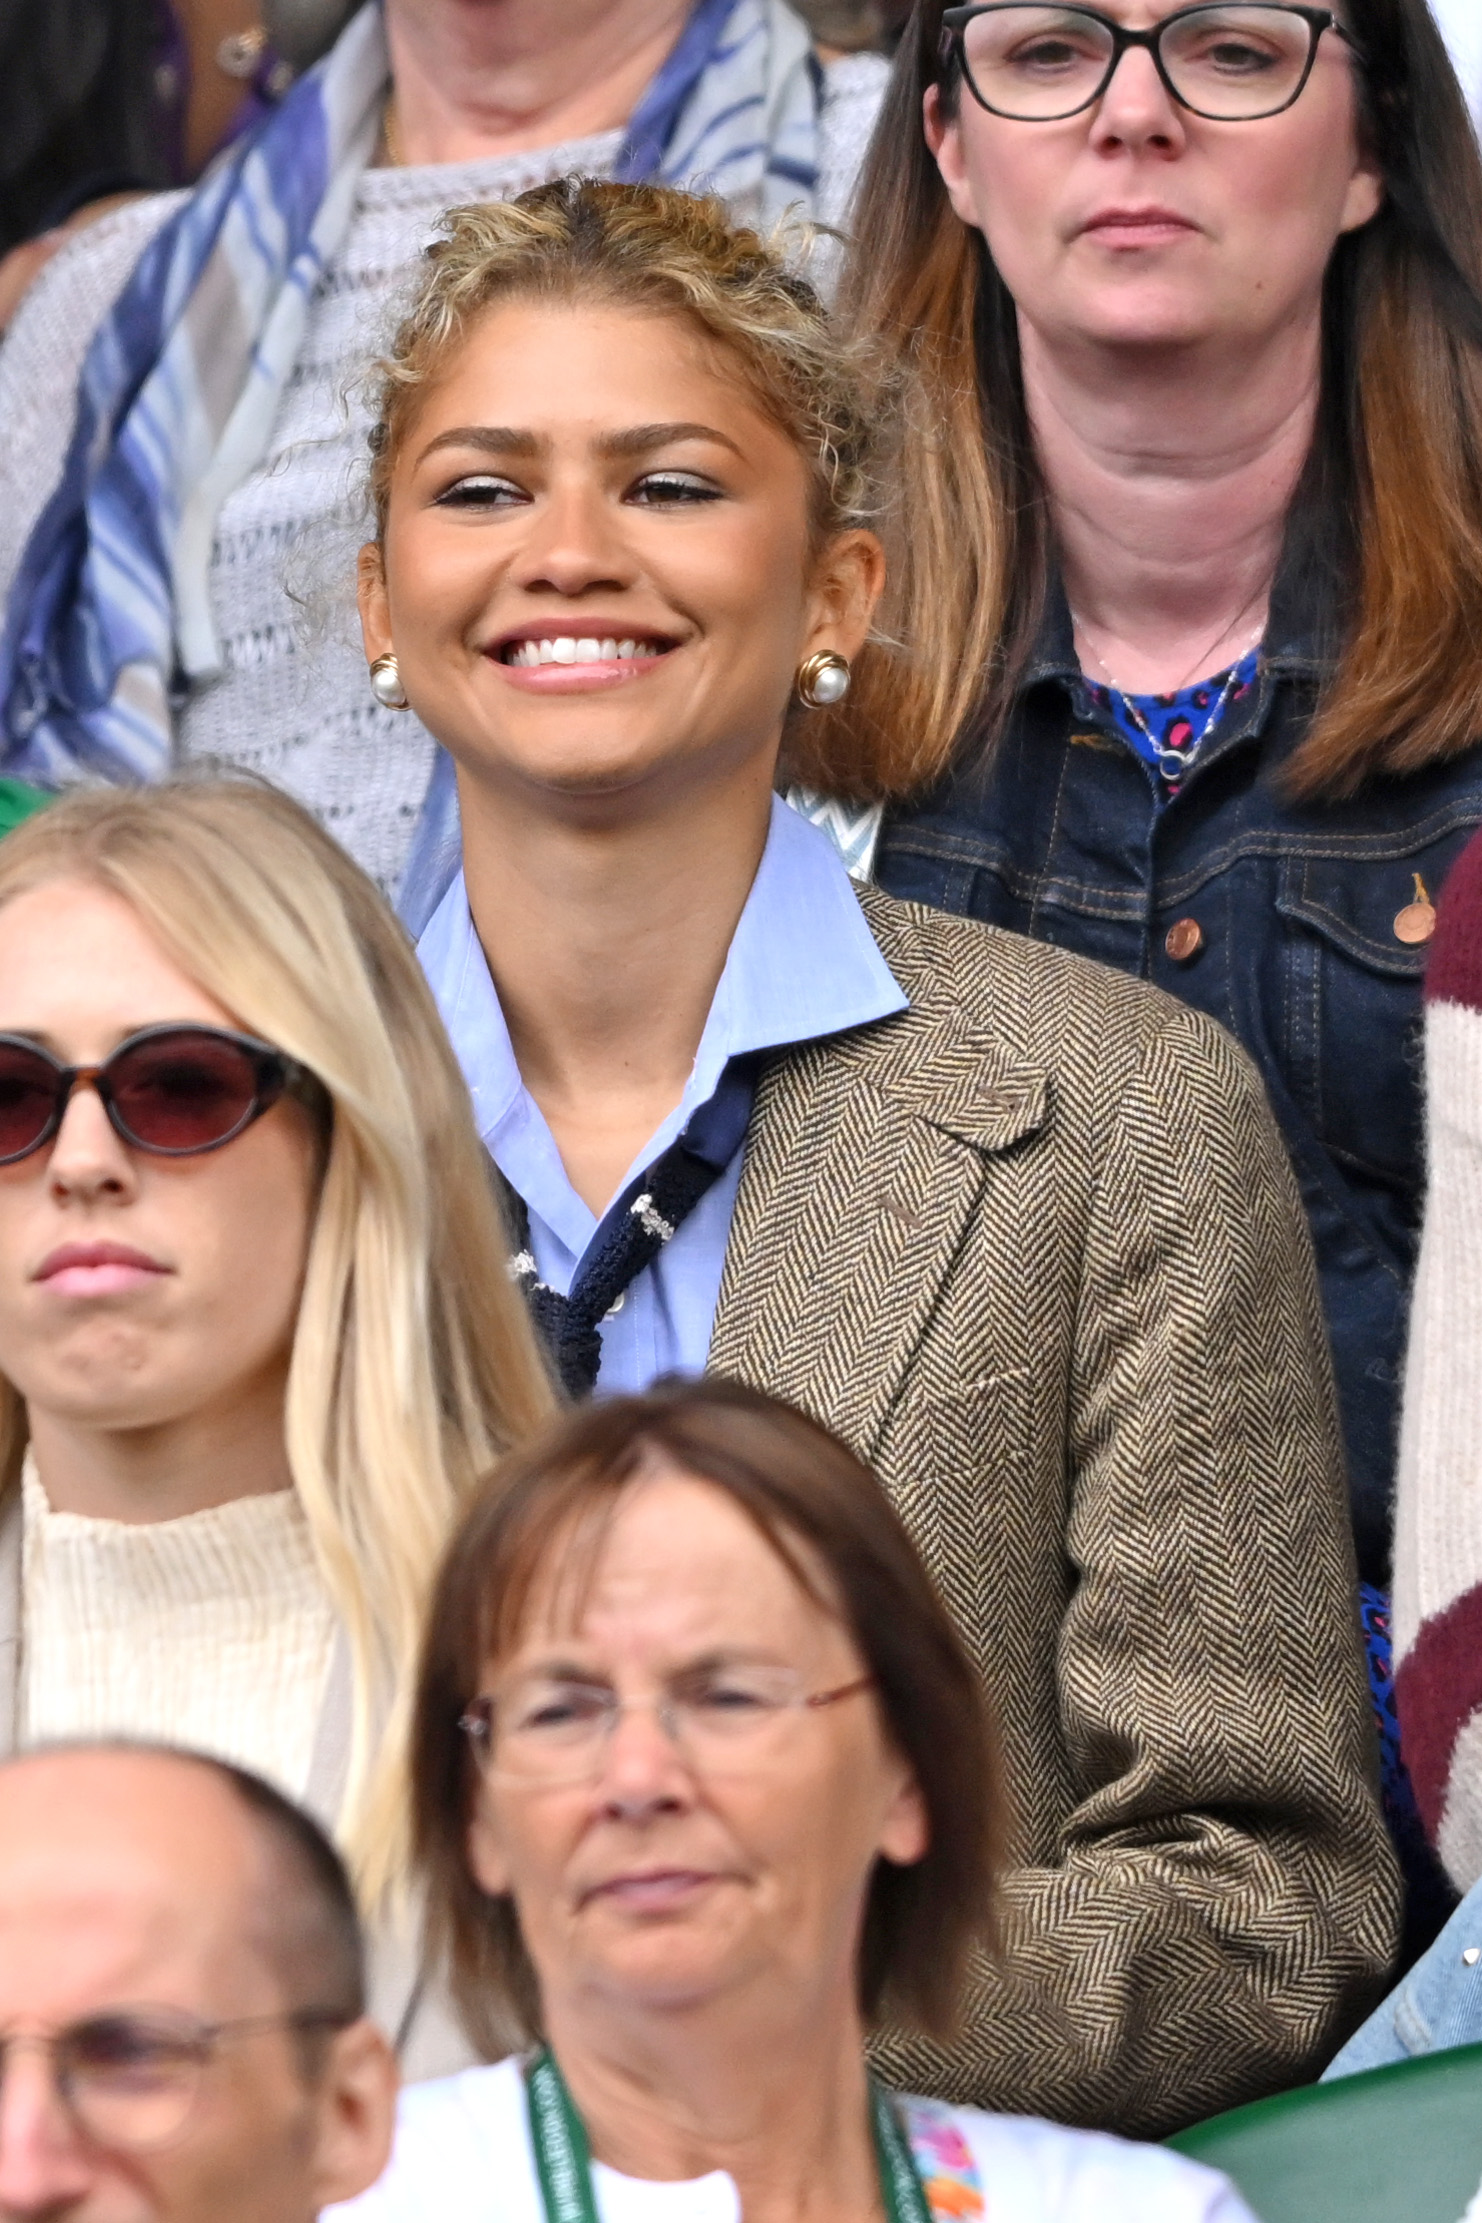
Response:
[1394,826,1482,1891]
[19,1460,337,1806]
[0,55,887,899]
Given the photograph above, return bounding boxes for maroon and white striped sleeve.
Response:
[1395,827,1482,1891]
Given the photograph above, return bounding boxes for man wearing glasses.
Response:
[0,1743,395,2220]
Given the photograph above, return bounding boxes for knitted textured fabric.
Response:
[1394,826,1482,1891]
[18,1461,337,1807]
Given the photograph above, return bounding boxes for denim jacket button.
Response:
[1165,918,1205,962]
[1394,900,1437,945]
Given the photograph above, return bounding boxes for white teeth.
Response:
[505,635,665,665]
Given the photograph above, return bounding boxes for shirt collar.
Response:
[1014,560,1330,788]
[418,793,907,1212]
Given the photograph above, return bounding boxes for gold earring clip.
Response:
[795,651,851,709]
[369,653,409,710]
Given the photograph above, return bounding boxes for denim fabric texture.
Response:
[876,574,1482,1584]
[1324,1870,1482,2076]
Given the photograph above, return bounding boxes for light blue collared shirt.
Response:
[417,796,907,1392]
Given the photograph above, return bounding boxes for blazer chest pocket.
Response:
[1274,856,1429,1186]
[874,1370,1043,1678]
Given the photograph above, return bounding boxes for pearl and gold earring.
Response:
[795,651,851,708]
[368,653,409,710]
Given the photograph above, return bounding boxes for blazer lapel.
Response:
[709,1001,1047,1458]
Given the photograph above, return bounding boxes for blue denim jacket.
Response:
[876,576,1482,1584]
[1324,1870,1482,2076]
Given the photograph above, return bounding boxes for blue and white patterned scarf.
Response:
[0,0,822,808]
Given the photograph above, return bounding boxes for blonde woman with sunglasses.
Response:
[0,777,553,2076]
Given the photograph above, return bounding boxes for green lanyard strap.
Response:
[527,2049,601,2223]
[525,2049,936,2223]
[870,2076,936,2223]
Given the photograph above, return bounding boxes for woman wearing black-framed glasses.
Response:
[807,0,1482,1601]
[943,2,1356,117]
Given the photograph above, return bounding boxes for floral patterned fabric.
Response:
[900,2097,986,2219]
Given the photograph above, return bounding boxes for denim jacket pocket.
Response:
[1274,855,1429,1189]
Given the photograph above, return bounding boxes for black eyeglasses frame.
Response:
[0,1023,318,1168]
[939,3,1360,124]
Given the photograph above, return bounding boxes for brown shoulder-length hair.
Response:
[412,1378,1001,2059]
[789,0,1482,803]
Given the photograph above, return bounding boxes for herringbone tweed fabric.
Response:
[708,885,1399,2137]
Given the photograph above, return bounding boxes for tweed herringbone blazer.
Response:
[708,885,1398,2138]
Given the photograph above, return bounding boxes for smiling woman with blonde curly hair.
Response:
[356,176,1395,2131]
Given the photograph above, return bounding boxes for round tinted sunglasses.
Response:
[0,1025,317,1167]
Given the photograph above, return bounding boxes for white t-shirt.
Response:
[325,2056,1257,2223]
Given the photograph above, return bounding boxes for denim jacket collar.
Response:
[1023,559,1332,794]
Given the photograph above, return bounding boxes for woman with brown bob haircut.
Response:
[784,0,1482,1605]
[338,1379,1256,2223]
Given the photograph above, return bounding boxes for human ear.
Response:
[356,542,394,664]
[924,84,982,234]
[1338,155,1384,236]
[800,529,886,669]
[306,2018,399,2208]
[466,1798,514,1899]
[878,1762,930,1869]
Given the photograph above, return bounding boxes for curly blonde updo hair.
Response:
[367,182,896,794]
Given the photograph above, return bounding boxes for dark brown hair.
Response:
[412,1378,1000,2058]
[794,0,1482,803]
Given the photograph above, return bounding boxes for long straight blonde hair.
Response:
[0,779,553,1907]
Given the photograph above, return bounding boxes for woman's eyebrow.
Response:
[415,421,745,468]
[416,425,540,466]
[592,421,745,461]
[505,1643,780,1683]
[506,1656,608,1682]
